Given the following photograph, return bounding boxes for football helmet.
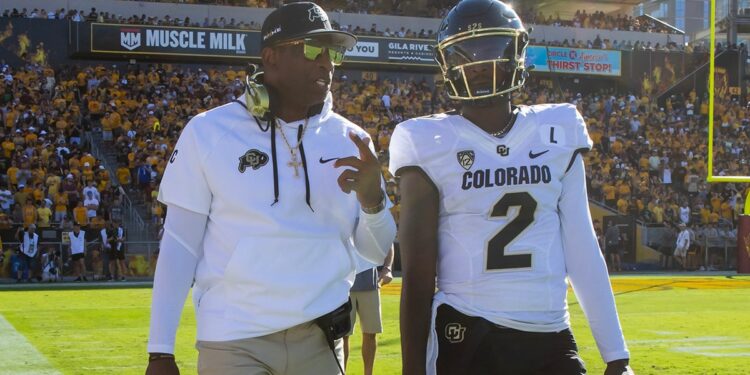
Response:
[435,0,529,101]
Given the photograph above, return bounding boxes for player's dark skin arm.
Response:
[605,358,634,375]
[398,167,439,375]
[145,354,179,375]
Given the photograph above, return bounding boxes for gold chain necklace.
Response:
[490,112,516,137]
[276,117,309,178]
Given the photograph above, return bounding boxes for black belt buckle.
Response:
[314,299,352,350]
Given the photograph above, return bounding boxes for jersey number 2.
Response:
[486,192,537,271]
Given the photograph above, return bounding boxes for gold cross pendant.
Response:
[287,154,302,177]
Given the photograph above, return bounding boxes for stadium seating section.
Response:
[0,2,746,278]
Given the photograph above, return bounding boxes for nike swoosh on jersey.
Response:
[319,157,340,164]
[528,150,549,159]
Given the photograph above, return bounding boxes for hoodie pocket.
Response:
[222,236,355,333]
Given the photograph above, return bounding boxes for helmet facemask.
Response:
[436,28,529,101]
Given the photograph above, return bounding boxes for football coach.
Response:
[145,2,396,374]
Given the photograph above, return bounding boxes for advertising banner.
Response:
[344,38,434,65]
[84,23,436,67]
[526,46,621,76]
[90,23,258,60]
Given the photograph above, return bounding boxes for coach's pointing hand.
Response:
[334,132,384,209]
[146,354,179,375]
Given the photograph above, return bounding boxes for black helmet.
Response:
[435,0,529,101]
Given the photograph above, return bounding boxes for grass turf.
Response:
[0,276,749,374]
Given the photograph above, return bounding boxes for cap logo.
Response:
[263,26,281,41]
[308,6,327,23]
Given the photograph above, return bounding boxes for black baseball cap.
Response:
[260,2,356,49]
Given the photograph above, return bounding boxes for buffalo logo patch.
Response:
[457,150,475,170]
[238,149,269,173]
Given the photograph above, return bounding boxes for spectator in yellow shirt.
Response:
[651,204,664,224]
[6,161,19,188]
[36,200,52,228]
[603,183,617,207]
[82,162,95,183]
[22,199,38,227]
[54,192,68,222]
[73,201,88,227]
[2,137,15,158]
[81,153,96,168]
[116,165,131,187]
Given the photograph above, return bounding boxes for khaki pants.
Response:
[196,321,344,375]
[347,289,383,335]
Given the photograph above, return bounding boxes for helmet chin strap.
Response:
[464,93,510,108]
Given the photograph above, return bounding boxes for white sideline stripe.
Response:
[0,313,61,375]
[674,345,750,357]
[629,336,734,344]
[633,333,750,357]
[646,330,681,335]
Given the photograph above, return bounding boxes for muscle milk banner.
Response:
[90,23,256,60]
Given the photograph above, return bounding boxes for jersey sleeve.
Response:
[559,154,630,363]
[158,121,212,215]
[570,105,593,151]
[566,106,593,173]
[388,122,421,176]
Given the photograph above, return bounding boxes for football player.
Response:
[389,0,633,374]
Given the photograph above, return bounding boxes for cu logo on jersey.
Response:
[457,150,475,170]
[308,6,328,23]
[497,145,510,157]
[444,323,466,343]
[238,149,269,173]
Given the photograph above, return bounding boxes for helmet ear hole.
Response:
[435,51,446,69]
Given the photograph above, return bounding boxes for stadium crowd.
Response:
[1,57,748,263]
[0,24,747,279]
[1,3,685,48]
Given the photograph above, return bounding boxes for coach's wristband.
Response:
[361,191,386,214]
[148,353,175,362]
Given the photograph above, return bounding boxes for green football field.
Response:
[1,275,749,375]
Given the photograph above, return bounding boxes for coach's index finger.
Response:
[333,156,364,169]
[348,131,374,161]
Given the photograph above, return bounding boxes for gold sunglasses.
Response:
[275,39,346,66]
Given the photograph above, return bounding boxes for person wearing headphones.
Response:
[146,3,396,374]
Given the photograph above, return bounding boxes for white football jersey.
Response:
[391,103,630,366]
[390,103,592,326]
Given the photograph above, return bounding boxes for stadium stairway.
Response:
[88,131,155,243]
